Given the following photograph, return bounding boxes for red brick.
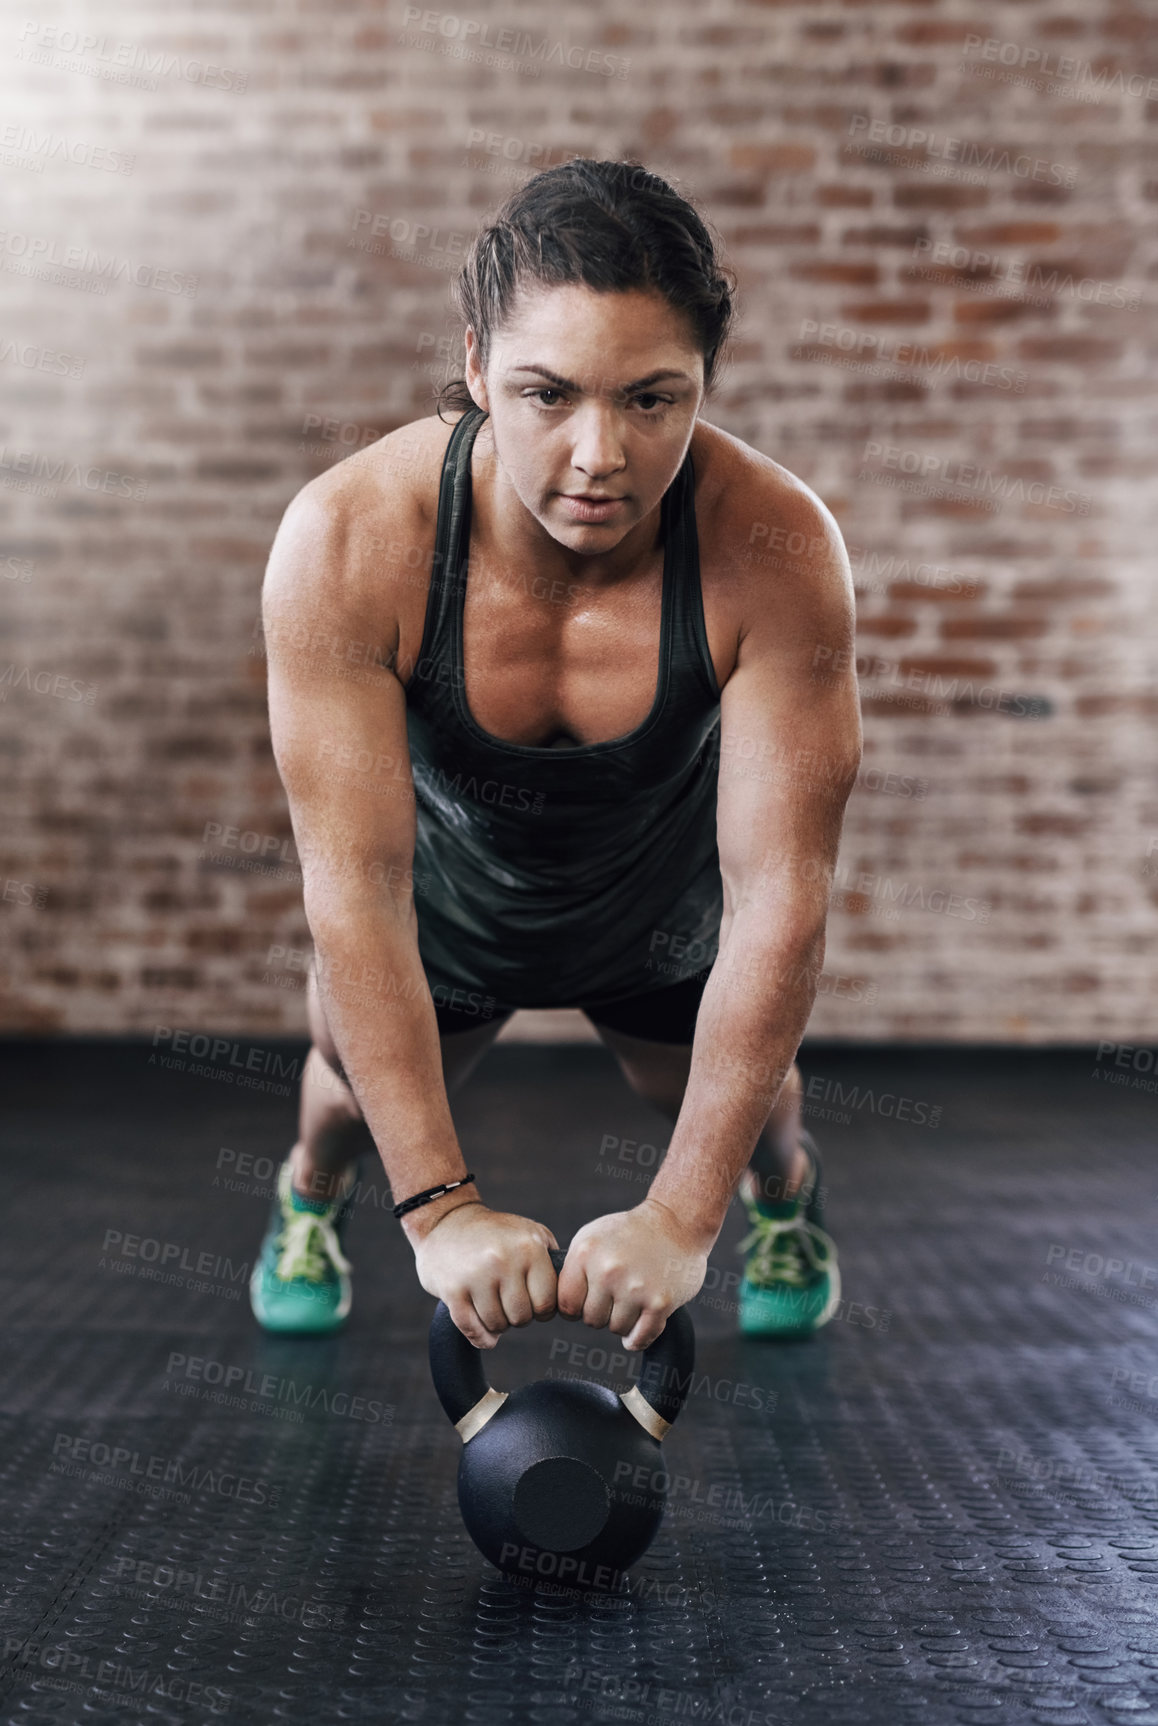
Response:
[729,143,817,173]
[1017,337,1124,362]
[1010,578,1115,601]
[816,186,875,207]
[955,223,1063,245]
[894,21,971,42]
[940,616,1050,640]
[953,298,1039,324]
[893,185,990,209]
[789,261,880,283]
[856,616,919,637]
[887,580,986,602]
[842,225,929,246]
[730,224,821,243]
[1017,813,1095,836]
[840,299,931,322]
[897,657,997,677]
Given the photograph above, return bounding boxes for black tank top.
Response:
[404,404,723,1008]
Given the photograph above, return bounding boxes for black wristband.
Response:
[393,1173,476,1220]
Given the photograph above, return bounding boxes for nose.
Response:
[569,404,627,484]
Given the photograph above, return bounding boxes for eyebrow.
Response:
[508,365,694,392]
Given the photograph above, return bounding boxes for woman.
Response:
[250,158,860,1352]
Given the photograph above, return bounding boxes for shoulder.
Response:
[689,417,854,643]
[263,410,466,618]
[280,409,464,548]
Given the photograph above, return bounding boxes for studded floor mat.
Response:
[1,1038,1155,1725]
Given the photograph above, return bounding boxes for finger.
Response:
[582,1280,616,1332]
[526,1248,559,1321]
[498,1265,536,1329]
[623,1306,667,1353]
[470,1283,510,1338]
[449,1295,499,1351]
[555,1258,588,1320]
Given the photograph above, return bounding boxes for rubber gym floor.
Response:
[1,1036,1155,1726]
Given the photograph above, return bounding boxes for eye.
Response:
[527,388,566,407]
[632,393,673,413]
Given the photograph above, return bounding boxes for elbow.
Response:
[719,894,828,959]
[303,866,418,950]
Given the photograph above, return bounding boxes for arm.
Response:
[646,489,861,1241]
[264,467,557,1345]
[558,473,862,1347]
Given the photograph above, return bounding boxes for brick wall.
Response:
[1,1,1155,1043]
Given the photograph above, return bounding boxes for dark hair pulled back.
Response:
[435,156,736,417]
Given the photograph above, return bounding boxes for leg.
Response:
[290,959,508,1203]
[588,1022,809,1203]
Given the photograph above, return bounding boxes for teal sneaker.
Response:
[737,1130,841,1337]
[249,1153,359,1335]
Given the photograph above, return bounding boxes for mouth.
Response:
[558,493,626,521]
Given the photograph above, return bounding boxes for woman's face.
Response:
[464,281,706,556]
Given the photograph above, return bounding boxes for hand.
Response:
[410,1201,559,1350]
[556,1198,710,1352]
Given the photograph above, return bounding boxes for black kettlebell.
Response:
[429,1247,695,1590]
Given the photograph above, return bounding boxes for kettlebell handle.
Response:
[429,1245,695,1442]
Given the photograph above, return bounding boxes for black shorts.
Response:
[432,968,712,1046]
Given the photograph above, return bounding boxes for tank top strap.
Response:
[666,446,722,704]
[420,404,487,665]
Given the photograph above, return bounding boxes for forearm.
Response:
[645,910,825,1249]
[309,904,478,1243]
